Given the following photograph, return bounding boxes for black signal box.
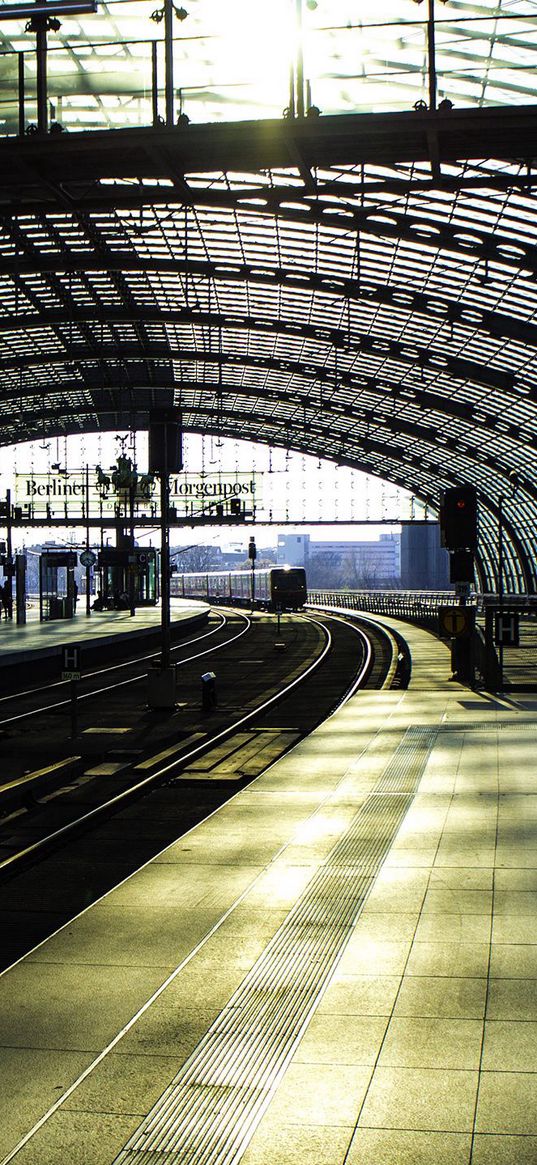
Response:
[449,549,475,584]
[440,485,478,551]
[148,409,183,475]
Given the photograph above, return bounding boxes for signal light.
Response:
[440,485,478,551]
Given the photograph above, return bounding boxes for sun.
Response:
[196,0,296,112]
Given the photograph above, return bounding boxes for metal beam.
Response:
[5,399,531,583]
[2,106,537,203]
[2,181,537,276]
[5,379,536,500]
[1,257,536,354]
[0,317,519,398]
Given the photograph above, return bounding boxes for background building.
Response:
[276,534,310,566]
[277,532,400,587]
[400,524,451,589]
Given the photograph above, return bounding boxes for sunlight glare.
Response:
[199,0,294,105]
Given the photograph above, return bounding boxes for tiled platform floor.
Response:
[0,616,536,1165]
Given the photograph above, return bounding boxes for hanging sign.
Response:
[168,473,258,513]
[14,470,259,518]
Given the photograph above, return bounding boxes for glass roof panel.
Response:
[0,5,537,584]
[2,0,537,134]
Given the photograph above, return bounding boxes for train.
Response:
[170,566,308,611]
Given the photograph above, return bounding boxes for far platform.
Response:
[0,599,210,671]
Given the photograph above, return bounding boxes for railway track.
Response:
[0,607,399,970]
[0,609,241,732]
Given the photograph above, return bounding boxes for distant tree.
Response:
[356,567,380,589]
[339,552,361,590]
[170,544,221,572]
[306,553,343,590]
[237,555,275,571]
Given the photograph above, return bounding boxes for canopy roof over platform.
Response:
[0,0,537,590]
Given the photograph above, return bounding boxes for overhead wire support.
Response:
[427,0,437,112]
[164,0,174,127]
[287,0,308,118]
[295,0,305,119]
[414,0,442,111]
[18,52,25,137]
[151,41,159,127]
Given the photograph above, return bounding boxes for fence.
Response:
[308,590,537,691]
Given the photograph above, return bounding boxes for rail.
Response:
[0,612,333,879]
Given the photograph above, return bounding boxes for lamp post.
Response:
[5,488,13,620]
[160,466,171,670]
[147,408,182,709]
[249,536,257,613]
[85,464,91,617]
[129,479,136,618]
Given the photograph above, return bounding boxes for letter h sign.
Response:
[61,643,82,680]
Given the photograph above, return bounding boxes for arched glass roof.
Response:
[0,1,536,590]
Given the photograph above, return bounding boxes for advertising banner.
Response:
[14,470,258,519]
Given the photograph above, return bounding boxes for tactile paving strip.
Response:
[113,725,437,1165]
[443,720,537,731]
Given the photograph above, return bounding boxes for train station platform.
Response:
[1,615,536,1165]
[0,599,209,671]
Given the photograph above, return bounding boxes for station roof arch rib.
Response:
[1,4,537,590]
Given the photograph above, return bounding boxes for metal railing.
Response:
[308,589,462,634]
[2,5,537,138]
[308,589,537,691]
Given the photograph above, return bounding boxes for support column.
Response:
[160,470,171,669]
[498,493,504,690]
[85,465,91,617]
